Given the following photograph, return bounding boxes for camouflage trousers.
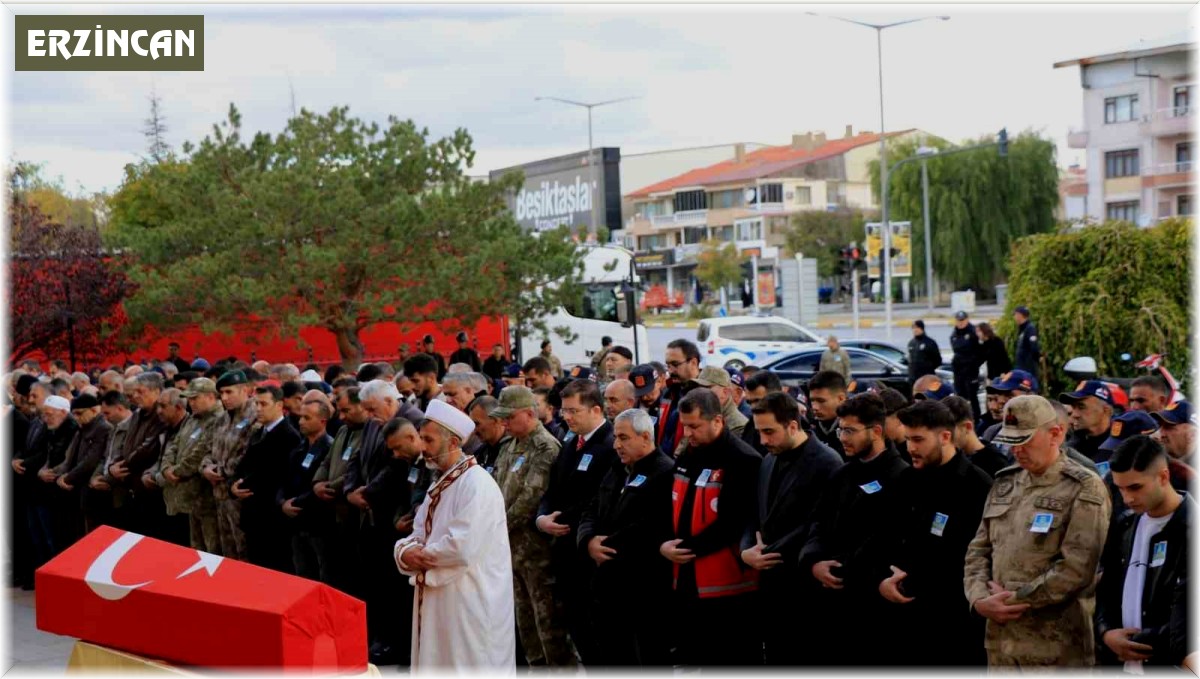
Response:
[216,498,246,560]
[189,499,221,555]
[511,533,576,666]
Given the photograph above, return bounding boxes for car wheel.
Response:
[723,359,745,371]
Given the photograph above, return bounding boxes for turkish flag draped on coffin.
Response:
[35,526,367,672]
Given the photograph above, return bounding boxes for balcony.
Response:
[1140,107,1195,138]
[748,201,787,213]
[650,210,708,229]
[1067,127,1088,149]
[1143,161,1195,189]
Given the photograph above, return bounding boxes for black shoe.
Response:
[369,644,397,666]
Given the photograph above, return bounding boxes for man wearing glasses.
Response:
[799,392,910,666]
[658,340,702,456]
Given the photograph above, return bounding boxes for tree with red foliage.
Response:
[9,199,134,370]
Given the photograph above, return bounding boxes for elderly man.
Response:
[441,372,488,412]
[394,399,515,671]
[84,391,133,534]
[97,370,124,394]
[1151,400,1196,466]
[1059,380,1119,463]
[23,395,78,566]
[577,408,674,666]
[109,372,168,538]
[467,396,508,474]
[50,394,111,545]
[964,395,1111,668]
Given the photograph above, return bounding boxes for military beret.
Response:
[70,394,100,410]
[215,370,248,389]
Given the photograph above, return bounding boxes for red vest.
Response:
[670,469,758,599]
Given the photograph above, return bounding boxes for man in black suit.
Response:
[231,384,302,573]
[740,392,842,665]
[279,400,334,580]
[577,408,675,666]
[534,378,617,666]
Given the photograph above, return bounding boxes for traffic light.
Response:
[998,128,1008,157]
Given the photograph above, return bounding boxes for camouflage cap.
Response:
[994,395,1057,446]
[690,366,732,389]
[181,377,218,398]
[490,385,537,419]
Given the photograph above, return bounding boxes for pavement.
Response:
[6,587,74,673]
[642,302,1004,330]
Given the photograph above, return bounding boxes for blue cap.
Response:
[567,365,596,381]
[725,367,745,389]
[1151,400,1196,427]
[1014,305,1031,316]
[503,363,522,378]
[1059,380,1119,409]
[987,370,1039,394]
[630,364,659,398]
[914,380,955,401]
[190,358,211,371]
[1099,410,1161,451]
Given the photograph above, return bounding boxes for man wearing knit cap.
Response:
[395,399,515,671]
[51,394,111,545]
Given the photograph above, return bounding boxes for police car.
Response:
[696,315,822,370]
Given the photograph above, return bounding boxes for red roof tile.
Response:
[626,130,914,198]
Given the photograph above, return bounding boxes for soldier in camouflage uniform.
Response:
[491,386,576,667]
[201,371,258,560]
[964,395,1111,668]
[155,378,227,554]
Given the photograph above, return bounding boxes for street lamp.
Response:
[917,145,938,311]
[535,95,641,239]
[806,12,948,339]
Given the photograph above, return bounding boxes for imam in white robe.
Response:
[396,461,515,673]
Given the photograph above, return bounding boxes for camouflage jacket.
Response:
[494,421,561,536]
[963,452,1111,664]
[157,405,227,516]
[201,400,259,501]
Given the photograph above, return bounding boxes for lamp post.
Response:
[806,12,948,339]
[535,96,640,238]
[917,145,938,310]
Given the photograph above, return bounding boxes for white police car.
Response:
[696,316,822,370]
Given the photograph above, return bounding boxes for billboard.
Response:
[865,221,912,279]
[489,148,622,233]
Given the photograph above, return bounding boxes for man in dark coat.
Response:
[949,312,983,423]
[577,408,675,666]
[907,320,943,381]
[740,392,842,665]
[878,400,993,666]
[1013,306,1042,379]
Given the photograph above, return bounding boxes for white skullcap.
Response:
[43,395,71,412]
[423,399,475,442]
[299,369,323,383]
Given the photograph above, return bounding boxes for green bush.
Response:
[995,218,1192,395]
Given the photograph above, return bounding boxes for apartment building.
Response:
[621,126,923,295]
[1055,40,1195,224]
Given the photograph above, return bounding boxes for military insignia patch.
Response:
[995,480,1013,497]
[1111,421,1123,437]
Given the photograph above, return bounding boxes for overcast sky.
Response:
[6,3,1194,195]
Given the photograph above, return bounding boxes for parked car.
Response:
[759,346,917,399]
[696,316,822,370]
[838,339,953,375]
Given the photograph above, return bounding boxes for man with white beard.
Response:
[394,399,515,672]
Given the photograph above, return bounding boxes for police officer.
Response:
[1013,306,1042,378]
[949,311,983,423]
[907,320,943,381]
[964,395,1111,668]
[156,378,227,553]
[201,370,258,560]
[492,386,575,666]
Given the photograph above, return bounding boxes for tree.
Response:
[784,209,872,278]
[8,196,133,368]
[144,86,170,163]
[8,161,103,233]
[106,104,583,368]
[694,239,745,308]
[994,218,1191,395]
[870,131,1059,294]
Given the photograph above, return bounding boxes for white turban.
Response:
[43,395,71,412]
[423,399,475,442]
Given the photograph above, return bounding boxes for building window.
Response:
[708,189,745,210]
[640,201,668,218]
[1177,143,1192,171]
[674,190,708,213]
[713,225,734,242]
[759,183,783,203]
[1179,195,1193,216]
[794,186,812,205]
[1174,86,1192,116]
[1105,149,1140,178]
[682,226,707,245]
[1104,95,1140,124]
[1106,200,1140,222]
[736,220,763,241]
[638,235,666,250]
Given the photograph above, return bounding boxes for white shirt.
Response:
[578,421,605,446]
[1121,510,1174,675]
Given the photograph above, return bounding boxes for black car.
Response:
[760,347,916,399]
[838,339,954,376]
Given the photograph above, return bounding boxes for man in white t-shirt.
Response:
[1097,435,1192,672]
